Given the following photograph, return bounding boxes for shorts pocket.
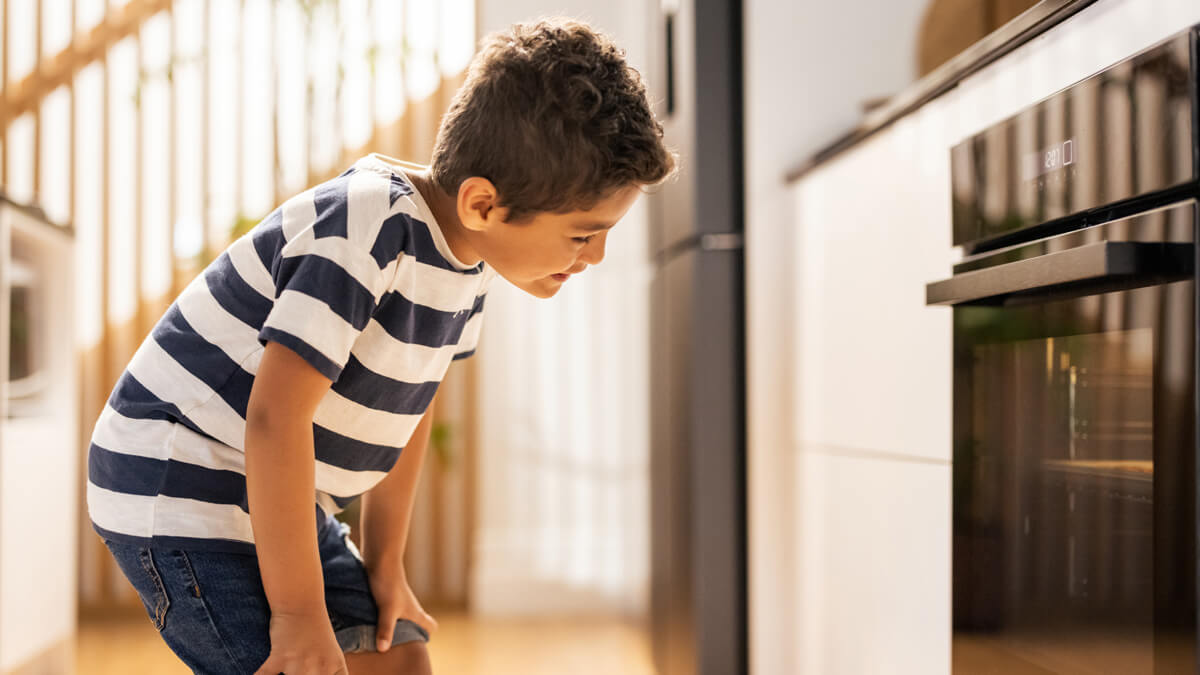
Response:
[105,538,174,629]
[103,540,173,632]
[135,549,171,631]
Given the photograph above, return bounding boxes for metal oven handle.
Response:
[925,241,1194,306]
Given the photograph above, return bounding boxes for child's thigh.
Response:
[105,540,271,675]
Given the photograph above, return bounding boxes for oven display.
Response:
[1022,138,1075,181]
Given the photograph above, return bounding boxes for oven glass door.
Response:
[952,271,1196,671]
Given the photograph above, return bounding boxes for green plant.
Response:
[229,212,262,240]
[430,421,455,469]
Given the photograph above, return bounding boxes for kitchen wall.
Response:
[742,2,928,674]
[784,0,1200,672]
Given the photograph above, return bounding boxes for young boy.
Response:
[86,17,674,675]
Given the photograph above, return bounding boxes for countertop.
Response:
[784,0,1097,184]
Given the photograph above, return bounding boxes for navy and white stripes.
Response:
[88,153,494,554]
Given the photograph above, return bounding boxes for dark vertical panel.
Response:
[650,0,746,670]
[1191,27,1200,669]
[694,0,743,237]
[650,249,698,675]
[694,0,746,672]
[691,247,745,675]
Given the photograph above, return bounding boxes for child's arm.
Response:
[359,391,439,650]
[245,341,348,675]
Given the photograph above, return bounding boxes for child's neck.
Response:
[404,168,482,266]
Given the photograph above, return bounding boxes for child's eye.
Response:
[573,235,594,244]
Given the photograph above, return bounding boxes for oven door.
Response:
[929,200,1198,673]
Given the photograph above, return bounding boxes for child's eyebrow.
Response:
[577,222,614,233]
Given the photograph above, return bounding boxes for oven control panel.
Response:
[950,27,1198,251]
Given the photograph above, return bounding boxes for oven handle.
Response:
[925,241,1194,306]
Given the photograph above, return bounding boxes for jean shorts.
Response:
[103,516,429,675]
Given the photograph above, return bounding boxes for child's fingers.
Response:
[253,645,348,673]
[376,606,398,652]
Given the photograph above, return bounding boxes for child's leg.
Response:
[104,517,436,674]
[320,517,434,672]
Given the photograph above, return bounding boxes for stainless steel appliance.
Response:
[928,26,1200,673]
[647,0,746,672]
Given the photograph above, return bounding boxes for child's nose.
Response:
[579,232,607,265]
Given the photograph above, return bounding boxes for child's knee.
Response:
[388,642,432,675]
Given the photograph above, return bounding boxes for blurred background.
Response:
[10,1,1197,674]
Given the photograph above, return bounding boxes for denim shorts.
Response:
[103,517,429,675]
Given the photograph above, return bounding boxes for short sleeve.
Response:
[258,234,388,380]
[452,293,488,361]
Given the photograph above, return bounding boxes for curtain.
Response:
[473,199,653,617]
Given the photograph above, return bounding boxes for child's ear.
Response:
[456,177,504,232]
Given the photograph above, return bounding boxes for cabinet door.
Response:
[0,205,79,673]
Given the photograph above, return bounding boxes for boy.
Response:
[87,18,674,675]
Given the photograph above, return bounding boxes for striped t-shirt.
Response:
[87,153,495,554]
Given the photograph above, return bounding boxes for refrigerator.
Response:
[647,0,746,672]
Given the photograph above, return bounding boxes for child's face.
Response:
[474,184,642,298]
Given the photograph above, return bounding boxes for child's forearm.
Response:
[244,342,337,618]
[360,395,437,573]
[245,413,327,616]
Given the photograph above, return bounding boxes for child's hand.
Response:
[254,609,348,675]
[368,566,438,651]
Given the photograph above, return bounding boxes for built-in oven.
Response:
[928,26,1200,674]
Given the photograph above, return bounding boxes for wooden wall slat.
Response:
[32,0,42,201]
[270,0,281,208]
[200,0,210,258]
[0,0,485,612]
[234,0,243,222]
[0,0,171,128]
[167,2,176,298]
[3,0,10,187]
[134,32,144,337]
[96,40,112,602]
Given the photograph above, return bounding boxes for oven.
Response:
[928,26,1200,673]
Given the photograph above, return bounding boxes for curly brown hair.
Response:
[430,18,676,222]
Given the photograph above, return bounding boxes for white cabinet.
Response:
[789,104,954,675]
[782,2,1200,673]
[0,197,77,674]
[794,452,950,675]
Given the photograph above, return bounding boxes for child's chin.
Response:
[517,278,562,299]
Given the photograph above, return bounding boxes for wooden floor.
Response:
[75,610,657,675]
